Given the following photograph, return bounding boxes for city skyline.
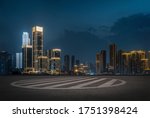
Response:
[1,28,150,75]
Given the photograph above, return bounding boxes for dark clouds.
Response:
[111,14,150,50]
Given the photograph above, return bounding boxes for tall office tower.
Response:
[0,51,12,75]
[22,32,33,73]
[32,26,43,72]
[96,50,106,74]
[50,49,61,75]
[16,53,22,69]
[64,55,70,74]
[22,45,32,73]
[22,32,30,46]
[71,55,75,71]
[109,44,117,74]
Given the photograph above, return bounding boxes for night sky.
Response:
[1,0,150,63]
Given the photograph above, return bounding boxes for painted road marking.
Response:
[11,77,126,90]
[69,78,106,89]
[42,77,98,89]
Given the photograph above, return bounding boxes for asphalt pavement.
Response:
[0,75,150,101]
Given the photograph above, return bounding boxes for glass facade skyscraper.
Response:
[22,32,33,73]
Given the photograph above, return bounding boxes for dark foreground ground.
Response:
[0,75,150,101]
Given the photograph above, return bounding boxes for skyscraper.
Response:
[109,44,117,73]
[32,26,43,72]
[16,53,22,69]
[22,32,32,73]
[64,55,70,74]
[22,32,30,46]
[22,45,32,73]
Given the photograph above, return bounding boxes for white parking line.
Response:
[12,77,86,86]
[98,79,117,87]
[42,77,97,89]
[26,77,90,87]
[69,78,107,89]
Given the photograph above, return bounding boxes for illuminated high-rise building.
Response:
[16,53,22,69]
[32,26,43,72]
[121,50,146,75]
[22,32,33,73]
[22,32,30,46]
[50,49,61,75]
[109,44,117,73]
[130,50,146,74]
